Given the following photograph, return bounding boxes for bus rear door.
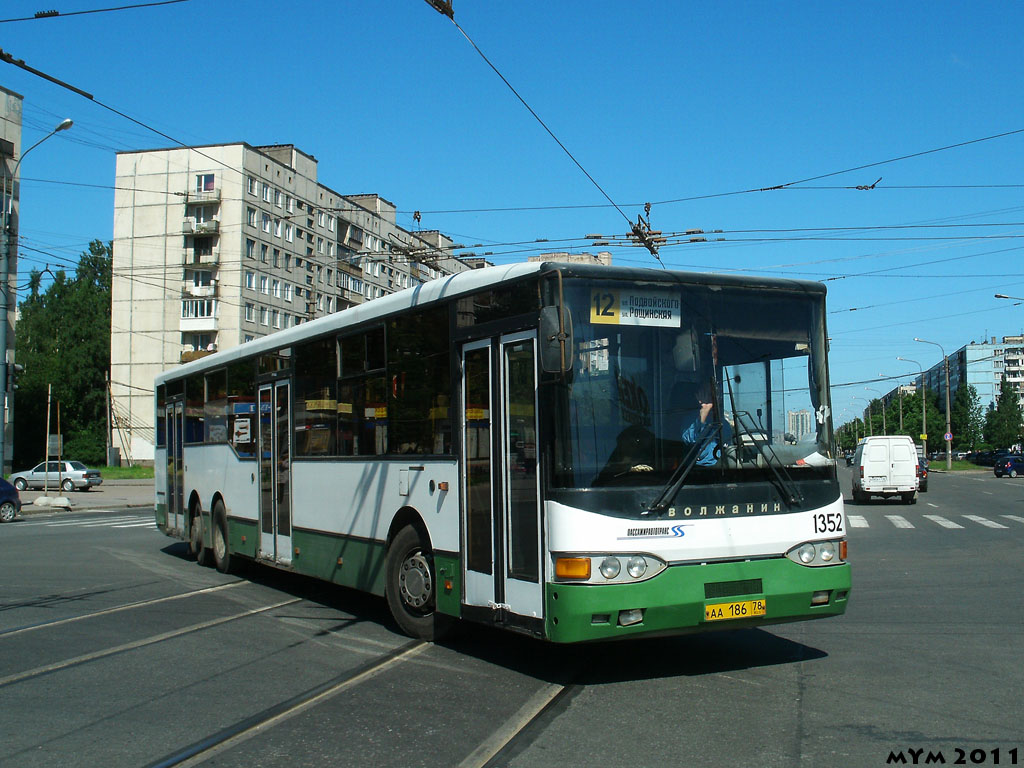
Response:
[258,381,292,564]
[460,332,543,628]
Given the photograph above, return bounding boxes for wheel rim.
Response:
[62,480,73,492]
[214,524,226,562]
[190,516,201,552]
[0,503,14,522]
[398,550,433,611]
[14,479,25,491]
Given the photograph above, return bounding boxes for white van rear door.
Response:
[864,441,889,483]
[890,440,917,485]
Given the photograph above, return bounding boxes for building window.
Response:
[182,299,216,318]
[259,307,268,325]
[284,284,293,301]
[317,236,324,254]
[272,309,280,328]
[245,303,255,322]
[285,223,293,242]
[274,219,282,238]
[287,196,294,212]
[260,275,269,294]
[247,208,257,227]
[244,271,255,290]
[328,215,335,232]
[260,243,268,262]
[244,334,255,343]
[195,174,215,193]
[326,296,333,313]
[245,239,256,259]
[284,255,292,271]
[317,211,325,228]
[247,176,257,196]
[273,248,280,268]
[262,213,271,233]
[326,268,333,285]
[272,279,281,298]
[262,183,272,203]
[274,189,282,207]
[194,236,213,257]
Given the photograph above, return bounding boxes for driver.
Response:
[681,380,731,466]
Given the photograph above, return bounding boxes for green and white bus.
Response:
[155,261,850,642]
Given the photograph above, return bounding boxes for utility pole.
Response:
[0,118,72,474]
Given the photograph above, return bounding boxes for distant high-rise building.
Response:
[787,409,813,441]
[112,142,472,464]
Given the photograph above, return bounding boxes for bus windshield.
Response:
[548,279,833,491]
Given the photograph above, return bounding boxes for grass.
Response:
[927,459,987,472]
[101,465,154,479]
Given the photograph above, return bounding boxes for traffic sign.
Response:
[944,432,953,442]
[920,433,927,440]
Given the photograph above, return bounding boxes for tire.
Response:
[189,504,212,567]
[211,500,234,574]
[61,478,75,493]
[13,478,26,491]
[385,525,453,641]
[1011,470,1018,478]
[853,489,868,504]
[902,492,917,505]
[0,501,15,523]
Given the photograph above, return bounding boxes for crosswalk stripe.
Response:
[923,515,963,529]
[847,515,869,528]
[885,515,914,529]
[43,516,141,527]
[963,515,1009,529]
[111,522,157,528]
[1002,515,1024,525]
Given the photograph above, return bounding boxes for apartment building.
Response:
[112,142,470,464]
[0,85,22,474]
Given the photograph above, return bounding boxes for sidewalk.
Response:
[18,478,154,516]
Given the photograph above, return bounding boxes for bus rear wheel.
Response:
[212,500,234,574]
[189,505,211,567]
[385,525,452,641]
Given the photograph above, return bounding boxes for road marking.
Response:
[111,521,157,528]
[982,491,994,495]
[885,515,914,529]
[926,503,939,508]
[963,515,1008,529]
[1002,515,1024,525]
[37,516,142,527]
[923,515,963,529]
[847,515,869,528]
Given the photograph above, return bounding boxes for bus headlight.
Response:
[626,556,647,578]
[552,554,666,584]
[599,557,621,579]
[786,540,846,567]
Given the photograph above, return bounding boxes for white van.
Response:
[852,435,919,504]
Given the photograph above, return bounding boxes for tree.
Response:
[950,383,983,450]
[12,240,112,466]
[983,378,1023,450]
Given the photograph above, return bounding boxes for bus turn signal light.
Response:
[839,540,848,560]
[555,557,591,580]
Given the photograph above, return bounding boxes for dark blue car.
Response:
[993,455,1024,478]
[0,476,22,522]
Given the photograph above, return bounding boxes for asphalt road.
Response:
[0,469,1021,768]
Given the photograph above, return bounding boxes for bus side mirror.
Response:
[539,305,573,375]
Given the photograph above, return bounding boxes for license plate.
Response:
[704,599,767,622]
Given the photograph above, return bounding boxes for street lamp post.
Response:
[915,338,952,471]
[865,387,886,435]
[852,395,871,437]
[0,118,73,474]
[897,356,926,458]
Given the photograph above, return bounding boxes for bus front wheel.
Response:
[385,525,452,641]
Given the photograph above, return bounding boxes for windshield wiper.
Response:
[643,422,717,516]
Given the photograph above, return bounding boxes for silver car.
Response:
[9,461,103,492]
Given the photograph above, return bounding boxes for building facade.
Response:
[112,142,471,464]
[0,86,22,474]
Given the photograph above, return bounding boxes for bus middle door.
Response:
[258,381,292,565]
[460,332,543,629]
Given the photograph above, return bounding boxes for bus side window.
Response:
[338,329,387,457]
[294,336,337,456]
[387,307,451,455]
[227,360,256,457]
[184,374,205,444]
[205,369,228,444]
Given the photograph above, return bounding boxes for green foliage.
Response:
[12,240,111,467]
[983,378,1023,449]
[950,384,984,450]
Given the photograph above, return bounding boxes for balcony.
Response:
[186,188,221,204]
[180,316,218,333]
[182,282,218,298]
[183,217,220,235]
[180,347,217,364]
[181,249,220,265]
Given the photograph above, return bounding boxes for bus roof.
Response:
[156,261,825,385]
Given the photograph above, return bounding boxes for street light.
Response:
[880,373,904,431]
[914,337,952,470]
[864,387,886,435]
[995,294,1024,301]
[0,117,73,474]
[851,395,872,437]
[897,356,926,458]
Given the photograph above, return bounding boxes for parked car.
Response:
[0,477,21,522]
[917,458,929,492]
[993,455,1024,478]
[9,461,103,492]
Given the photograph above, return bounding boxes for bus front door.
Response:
[461,332,543,626]
[166,400,185,535]
[258,381,292,565]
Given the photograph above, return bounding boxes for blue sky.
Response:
[2,0,1023,427]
